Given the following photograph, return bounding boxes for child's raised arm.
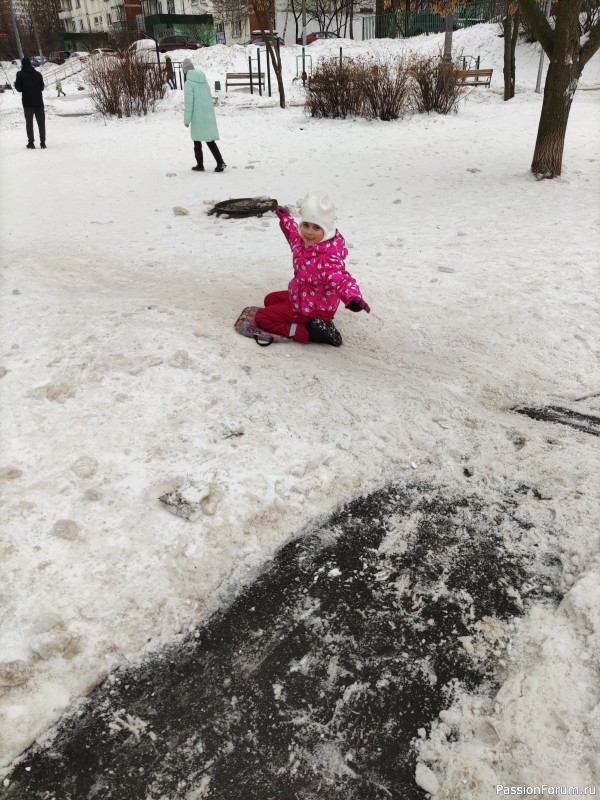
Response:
[276,207,301,246]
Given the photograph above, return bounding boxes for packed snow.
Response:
[0,23,599,797]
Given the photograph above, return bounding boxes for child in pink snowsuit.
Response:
[255,193,370,347]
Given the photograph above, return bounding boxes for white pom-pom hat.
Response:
[299,193,336,242]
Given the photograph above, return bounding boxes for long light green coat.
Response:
[183,69,219,142]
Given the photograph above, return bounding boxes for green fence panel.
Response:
[362,1,507,40]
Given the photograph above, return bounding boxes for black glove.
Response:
[346,298,370,313]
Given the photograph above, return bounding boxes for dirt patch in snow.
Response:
[4,480,564,800]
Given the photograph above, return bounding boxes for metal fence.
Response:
[362,1,503,40]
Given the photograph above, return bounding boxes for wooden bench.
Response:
[225,72,265,91]
[458,68,493,87]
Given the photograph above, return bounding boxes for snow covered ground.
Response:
[0,24,599,797]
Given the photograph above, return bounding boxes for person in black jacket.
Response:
[14,57,46,149]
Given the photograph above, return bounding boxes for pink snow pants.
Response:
[254,290,322,343]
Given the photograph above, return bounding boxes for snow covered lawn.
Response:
[0,25,599,797]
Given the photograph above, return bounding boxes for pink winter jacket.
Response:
[277,208,364,317]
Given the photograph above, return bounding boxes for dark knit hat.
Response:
[21,57,31,67]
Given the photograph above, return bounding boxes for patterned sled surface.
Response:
[234,306,291,346]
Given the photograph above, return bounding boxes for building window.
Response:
[107,12,112,23]
[233,19,241,36]
[75,0,80,6]
[167,0,174,12]
[79,19,84,30]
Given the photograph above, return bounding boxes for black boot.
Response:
[214,162,226,172]
[40,142,46,149]
[191,165,204,171]
[307,319,343,347]
[26,141,35,149]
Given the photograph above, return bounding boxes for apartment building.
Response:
[58,0,214,48]
[58,0,141,36]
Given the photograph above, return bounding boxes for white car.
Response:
[127,39,159,53]
[69,51,90,61]
[125,39,162,64]
[89,48,118,57]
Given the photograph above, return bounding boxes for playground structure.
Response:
[42,57,87,87]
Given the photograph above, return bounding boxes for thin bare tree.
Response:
[501,0,519,100]
[251,0,287,108]
[305,0,356,35]
[212,0,250,41]
[22,0,64,55]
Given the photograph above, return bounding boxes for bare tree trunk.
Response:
[510,10,519,91]
[263,39,287,108]
[531,59,579,177]
[518,0,600,178]
[502,15,511,99]
[442,13,453,61]
[502,10,519,100]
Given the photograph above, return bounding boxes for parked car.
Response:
[29,56,47,67]
[127,39,158,52]
[122,39,164,65]
[89,48,118,57]
[48,50,71,65]
[245,30,285,46]
[69,50,90,61]
[305,31,340,44]
[158,35,206,52]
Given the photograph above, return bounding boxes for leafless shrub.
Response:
[360,57,412,121]
[305,57,365,119]
[408,55,465,114]
[86,52,166,118]
[307,54,465,120]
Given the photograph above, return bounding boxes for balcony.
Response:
[58,9,72,18]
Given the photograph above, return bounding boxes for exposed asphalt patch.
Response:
[3,480,564,800]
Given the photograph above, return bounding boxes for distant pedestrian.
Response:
[182,59,226,173]
[164,54,176,89]
[56,81,66,97]
[14,57,46,149]
[164,26,173,37]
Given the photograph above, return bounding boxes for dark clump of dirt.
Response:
[513,404,600,436]
[3,481,563,800]
[207,197,278,218]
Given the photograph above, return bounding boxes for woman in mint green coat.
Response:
[182,59,226,173]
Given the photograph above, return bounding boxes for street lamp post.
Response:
[301,0,306,46]
[8,0,23,60]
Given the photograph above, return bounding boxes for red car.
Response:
[304,31,340,44]
[158,35,207,52]
[245,31,285,46]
